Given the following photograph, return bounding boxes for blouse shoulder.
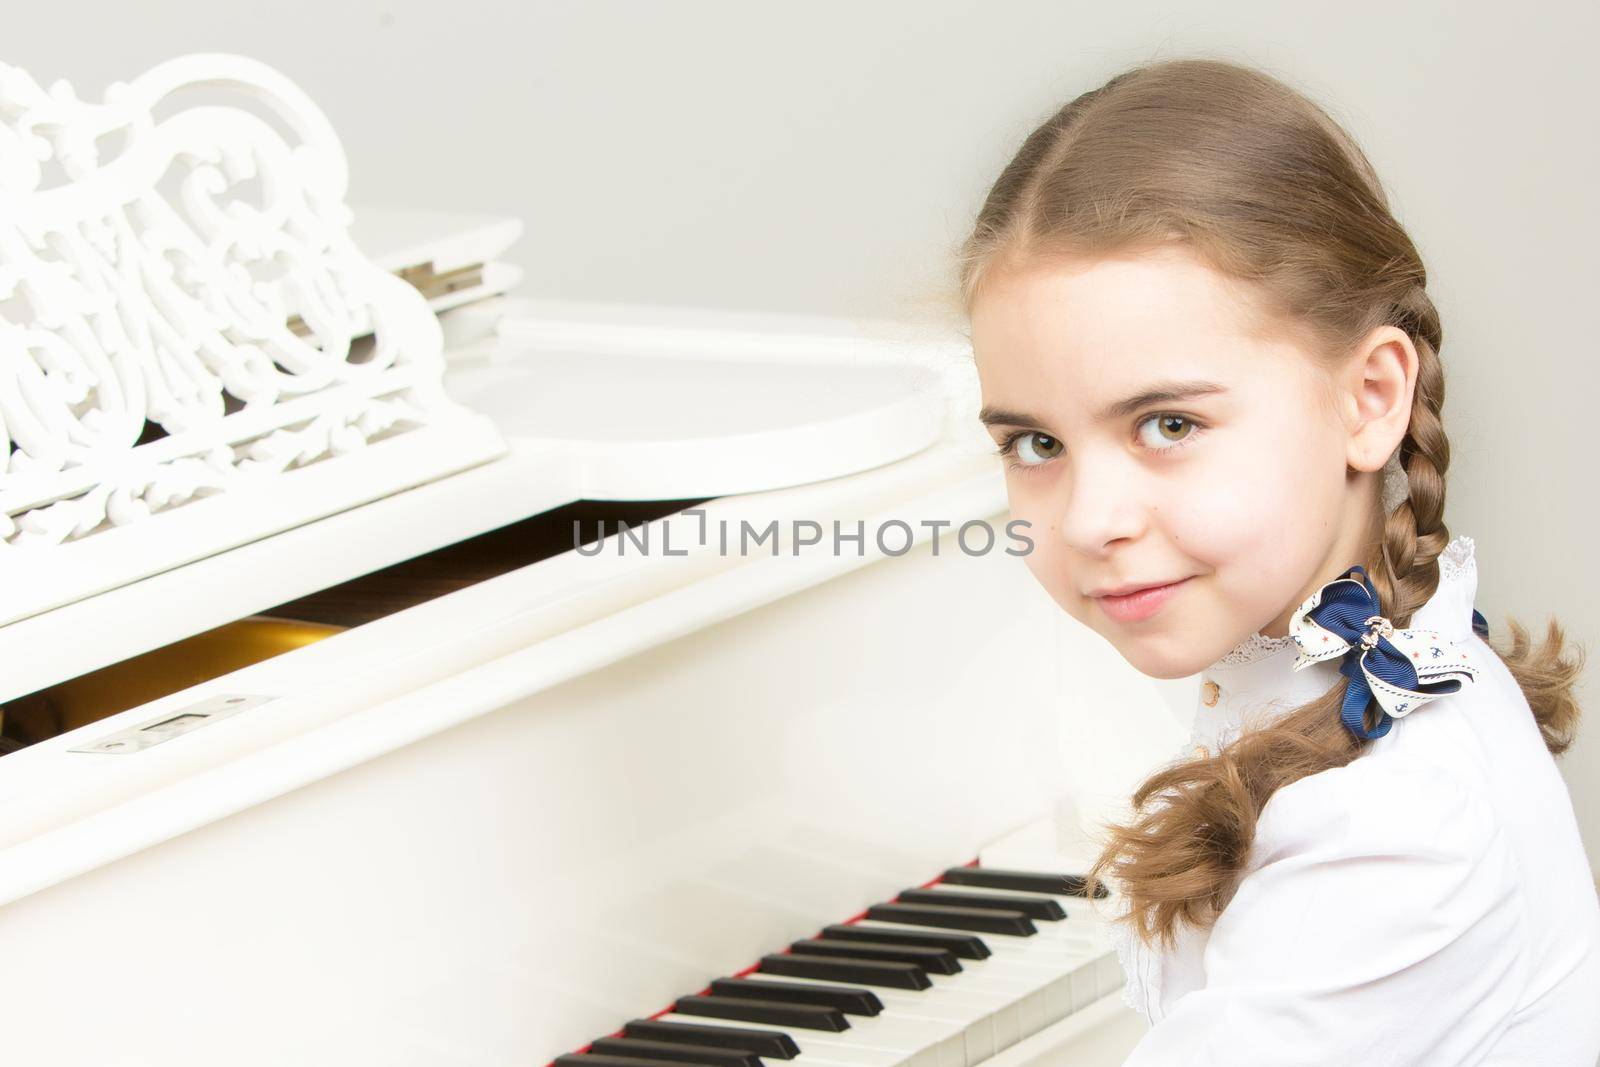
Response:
[1251,748,1504,873]
[1225,753,1526,1004]
[1150,743,1532,1067]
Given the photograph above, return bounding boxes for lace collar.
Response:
[1190,534,1480,755]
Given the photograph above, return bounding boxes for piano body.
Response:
[0,54,1182,1065]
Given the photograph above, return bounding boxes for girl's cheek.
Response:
[1003,487,1087,623]
[1151,437,1265,540]
[1012,504,1068,601]
[1175,433,1344,616]
[1157,448,1270,565]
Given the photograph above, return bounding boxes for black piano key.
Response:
[758,952,932,991]
[623,1020,800,1060]
[588,1037,765,1067]
[673,995,850,1032]
[558,1056,721,1067]
[711,977,881,1016]
[940,865,1109,898]
[898,887,1066,921]
[820,923,991,960]
[865,901,1036,936]
[791,937,962,975]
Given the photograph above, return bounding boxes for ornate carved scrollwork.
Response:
[0,55,507,624]
[0,54,468,547]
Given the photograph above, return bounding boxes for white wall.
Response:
[7,1,1596,871]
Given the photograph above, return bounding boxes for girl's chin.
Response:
[1125,654,1209,681]
[1108,630,1231,680]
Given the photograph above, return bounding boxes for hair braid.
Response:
[1368,290,1450,628]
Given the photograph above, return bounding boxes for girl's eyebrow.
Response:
[978,379,1228,429]
[977,404,1049,429]
[1096,379,1228,420]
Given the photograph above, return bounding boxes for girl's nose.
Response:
[1053,458,1146,557]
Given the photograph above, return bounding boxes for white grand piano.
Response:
[0,54,1183,1066]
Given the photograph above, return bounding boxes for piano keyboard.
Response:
[553,866,1124,1067]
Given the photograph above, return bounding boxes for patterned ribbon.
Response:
[1289,565,1481,740]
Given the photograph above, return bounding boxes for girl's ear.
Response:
[1340,325,1419,474]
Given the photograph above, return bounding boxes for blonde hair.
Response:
[956,57,1585,948]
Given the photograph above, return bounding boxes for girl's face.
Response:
[971,245,1374,679]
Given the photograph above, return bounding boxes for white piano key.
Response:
[928,884,1117,948]
[742,970,1004,1066]
[619,890,1126,1067]
[657,1007,958,1067]
[824,958,1019,1045]
[967,943,1105,1020]
[768,970,1036,1062]
[922,883,1095,911]
[654,1012,907,1067]
[791,1010,965,1067]
[847,919,1113,1038]
[850,919,1082,978]
[1096,952,1128,997]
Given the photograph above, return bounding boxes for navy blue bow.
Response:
[1301,566,1477,741]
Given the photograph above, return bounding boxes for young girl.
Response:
[960,59,1600,1064]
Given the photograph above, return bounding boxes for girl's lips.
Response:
[1094,576,1193,623]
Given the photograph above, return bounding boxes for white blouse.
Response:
[1109,535,1600,1066]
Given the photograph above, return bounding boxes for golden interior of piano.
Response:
[0,618,345,751]
[0,497,705,756]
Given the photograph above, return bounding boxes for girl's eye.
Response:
[998,430,1064,468]
[1136,413,1198,451]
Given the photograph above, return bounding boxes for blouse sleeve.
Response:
[1122,758,1525,1067]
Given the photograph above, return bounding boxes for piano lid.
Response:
[0,52,960,672]
[441,326,949,501]
[0,53,511,625]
